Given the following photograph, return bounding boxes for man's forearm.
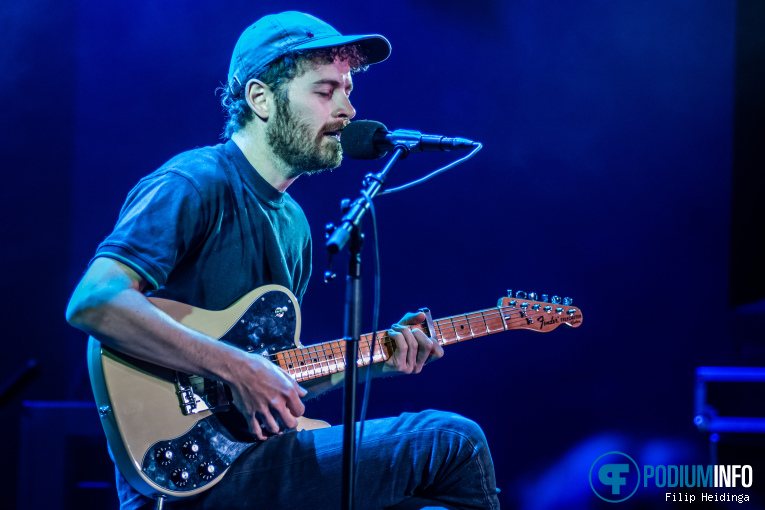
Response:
[66,259,246,384]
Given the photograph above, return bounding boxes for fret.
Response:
[307,345,319,378]
[371,330,391,364]
[320,342,331,376]
[299,346,311,378]
[429,322,443,344]
[290,348,299,372]
[381,330,393,358]
[437,317,458,345]
[331,341,342,370]
[466,311,486,337]
[334,340,346,372]
[434,319,454,345]
[452,314,473,342]
[358,332,373,366]
[298,347,310,373]
[290,348,301,375]
[325,341,344,377]
[498,306,510,330]
[355,335,369,366]
[484,308,505,334]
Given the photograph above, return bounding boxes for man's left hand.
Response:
[382,311,444,375]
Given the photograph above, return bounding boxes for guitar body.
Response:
[88,284,582,500]
[87,285,329,500]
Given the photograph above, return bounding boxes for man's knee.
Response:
[408,410,489,451]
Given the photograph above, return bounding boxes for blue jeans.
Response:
[167,410,499,510]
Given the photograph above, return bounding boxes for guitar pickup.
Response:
[176,373,230,415]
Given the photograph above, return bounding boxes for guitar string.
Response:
[272,302,577,368]
[270,306,579,378]
[272,305,578,375]
[275,309,576,378]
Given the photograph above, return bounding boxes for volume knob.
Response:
[197,462,217,481]
[182,440,200,460]
[171,468,190,488]
[154,446,174,466]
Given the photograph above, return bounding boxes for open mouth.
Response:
[323,130,341,142]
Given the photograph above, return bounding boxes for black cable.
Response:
[378,143,483,196]
[354,189,381,469]
[352,142,483,474]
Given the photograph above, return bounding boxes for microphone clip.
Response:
[374,129,422,157]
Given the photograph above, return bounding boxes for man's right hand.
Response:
[227,353,307,441]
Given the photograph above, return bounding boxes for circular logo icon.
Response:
[589,451,640,503]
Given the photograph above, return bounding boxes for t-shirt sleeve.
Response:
[92,171,207,291]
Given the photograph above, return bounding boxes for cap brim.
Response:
[291,34,391,66]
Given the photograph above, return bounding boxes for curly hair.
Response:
[219,44,369,139]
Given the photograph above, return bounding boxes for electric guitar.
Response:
[88,285,582,500]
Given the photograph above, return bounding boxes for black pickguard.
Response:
[219,288,298,354]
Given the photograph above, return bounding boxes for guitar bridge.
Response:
[175,373,231,415]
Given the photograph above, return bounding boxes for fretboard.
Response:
[274,301,582,382]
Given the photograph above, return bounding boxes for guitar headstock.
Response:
[497,290,583,332]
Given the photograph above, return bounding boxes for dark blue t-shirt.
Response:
[94,139,312,309]
[93,140,312,509]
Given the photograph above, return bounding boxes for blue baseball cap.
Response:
[228,11,391,96]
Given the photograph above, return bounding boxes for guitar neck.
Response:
[275,300,582,383]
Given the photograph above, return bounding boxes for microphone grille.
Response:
[341,120,388,160]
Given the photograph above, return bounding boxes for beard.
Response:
[266,93,344,176]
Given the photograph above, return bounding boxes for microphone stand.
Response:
[326,146,408,510]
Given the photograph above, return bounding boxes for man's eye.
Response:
[316,91,332,98]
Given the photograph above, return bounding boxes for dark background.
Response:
[2,0,763,508]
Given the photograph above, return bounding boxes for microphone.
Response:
[341,120,478,160]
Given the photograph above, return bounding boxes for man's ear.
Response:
[245,79,271,120]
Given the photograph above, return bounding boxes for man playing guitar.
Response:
[67,11,500,510]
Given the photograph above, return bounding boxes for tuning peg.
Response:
[551,295,561,304]
[515,290,527,299]
[528,292,538,301]
[541,294,549,302]
[507,289,512,298]
[563,297,573,305]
